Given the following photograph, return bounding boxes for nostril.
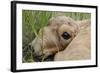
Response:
[32,48,34,52]
[28,45,34,52]
[28,45,31,49]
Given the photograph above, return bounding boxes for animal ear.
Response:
[76,19,90,30]
[74,24,80,37]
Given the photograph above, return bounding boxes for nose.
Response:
[23,44,33,54]
[27,45,42,62]
[28,45,42,62]
[23,44,35,62]
[28,44,34,52]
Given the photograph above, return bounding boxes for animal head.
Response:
[28,16,79,61]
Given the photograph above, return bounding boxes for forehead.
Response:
[47,16,79,36]
[49,16,74,26]
[58,24,75,34]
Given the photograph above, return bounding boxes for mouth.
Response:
[32,54,55,62]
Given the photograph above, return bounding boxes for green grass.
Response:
[22,10,91,63]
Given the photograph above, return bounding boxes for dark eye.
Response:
[61,32,71,40]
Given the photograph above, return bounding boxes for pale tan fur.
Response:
[54,19,91,61]
[29,16,90,61]
[30,16,79,59]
